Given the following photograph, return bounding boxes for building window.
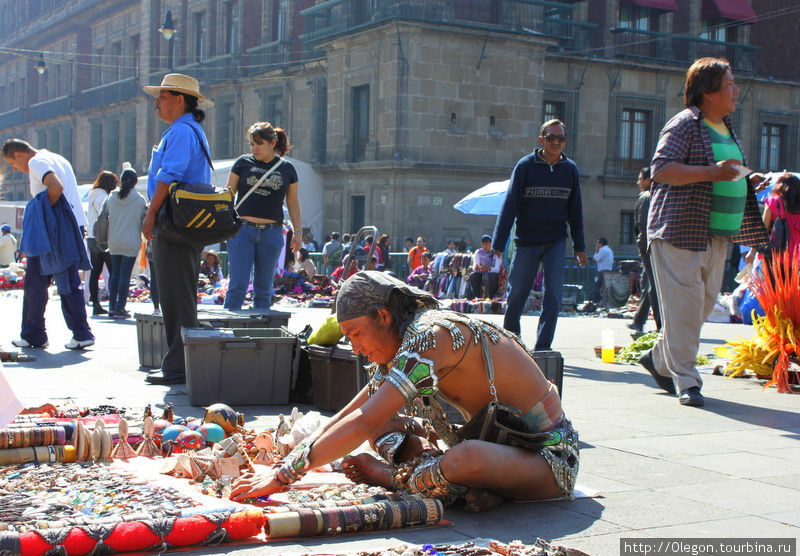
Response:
[193,12,206,63]
[46,127,60,153]
[111,41,122,82]
[311,78,327,164]
[699,19,737,42]
[61,123,73,161]
[620,211,635,245]
[36,129,46,148]
[93,48,103,86]
[260,91,283,124]
[619,108,651,174]
[760,123,784,171]
[351,194,365,232]
[90,121,103,174]
[455,0,499,24]
[619,6,658,31]
[756,111,799,172]
[106,118,120,174]
[123,112,137,167]
[272,0,285,42]
[542,90,578,151]
[215,98,237,159]
[225,2,238,54]
[351,84,369,162]
[129,34,141,77]
[543,100,565,123]
[607,94,664,178]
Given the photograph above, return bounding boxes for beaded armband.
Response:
[386,352,438,404]
[275,442,312,486]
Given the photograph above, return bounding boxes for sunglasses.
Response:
[543,134,567,142]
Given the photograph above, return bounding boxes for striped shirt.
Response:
[648,107,768,252]
[705,121,746,236]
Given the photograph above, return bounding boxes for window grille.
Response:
[756,110,799,172]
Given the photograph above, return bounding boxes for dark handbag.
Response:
[770,199,789,252]
[454,334,563,451]
[156,124,242,248]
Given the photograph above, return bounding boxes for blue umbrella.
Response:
[453,180,509,215]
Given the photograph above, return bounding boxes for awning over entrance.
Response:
[703,0,758,23]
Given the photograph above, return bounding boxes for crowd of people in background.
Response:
[5,60,799,401]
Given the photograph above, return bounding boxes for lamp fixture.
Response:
[159,10,176,40]
[35,53,46,75]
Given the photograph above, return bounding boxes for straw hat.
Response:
[202,250,220,265]
[143,73,214,109]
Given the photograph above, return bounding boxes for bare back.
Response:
[420,321,556,420]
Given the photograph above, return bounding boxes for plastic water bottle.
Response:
[601,328,615,363]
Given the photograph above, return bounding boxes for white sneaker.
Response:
[11,339,48,348]
[65,338,94,350]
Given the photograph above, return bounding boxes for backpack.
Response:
[327,243,343,268]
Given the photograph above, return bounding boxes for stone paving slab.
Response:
[1,292,799,554]
[657,478,800,515]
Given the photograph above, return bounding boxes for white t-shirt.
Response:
[593,244,614,272]
[0,233,17,266]
[27,149,87,228]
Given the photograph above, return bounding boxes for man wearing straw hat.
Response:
[141,74,214,385]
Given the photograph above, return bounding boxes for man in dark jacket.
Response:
[492,120,586,349]
[629,166,661,333]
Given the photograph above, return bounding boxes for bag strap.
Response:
[183,123,214,170]
[776,197,786,219]
[479,333,499,403]
[234,158,285,211]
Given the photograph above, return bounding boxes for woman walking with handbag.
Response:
[223,122,302,310]
[96,166,146,319]
[86,171,117,315]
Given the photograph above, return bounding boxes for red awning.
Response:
[703,0,758,23]
[621,0,679,11]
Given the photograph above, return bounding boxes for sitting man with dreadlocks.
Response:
[230,271,578,511]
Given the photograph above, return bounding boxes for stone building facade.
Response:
[0,0,798,257]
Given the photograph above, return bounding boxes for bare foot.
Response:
[464,488,505,512]
[341,453,395,488]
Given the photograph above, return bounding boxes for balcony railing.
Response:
[0,108,25,130]
[29,95,73,121]
[201,54,241,84]
[81,77,139,108]
[610,27,760,73]
[246,41,288,73]
[604,156,649,178]
[301,0,596,52]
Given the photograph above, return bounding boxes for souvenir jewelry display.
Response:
[0,463,202,531]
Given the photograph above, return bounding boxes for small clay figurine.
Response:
[136,416,160,458]
[112,418,137,460]
[161,403,174,423]
[252,433,275,465]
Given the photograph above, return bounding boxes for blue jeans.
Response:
[108,255,136,313]
[504,239,566,350]
[224,222,284,310]
[20,255,93,345]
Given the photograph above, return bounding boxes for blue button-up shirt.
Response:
[147,113,211,200]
